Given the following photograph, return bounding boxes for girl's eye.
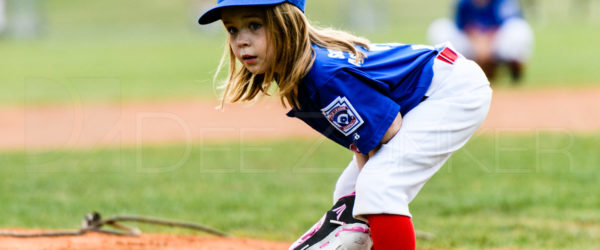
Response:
[227,27,238,35]
[249,22,262,31]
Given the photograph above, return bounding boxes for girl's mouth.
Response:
[242,55,258,64]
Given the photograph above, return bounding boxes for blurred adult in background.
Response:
[428,0,533,83]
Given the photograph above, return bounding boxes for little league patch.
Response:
[321,96,364,136]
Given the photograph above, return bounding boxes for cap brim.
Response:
[198,0,287,25]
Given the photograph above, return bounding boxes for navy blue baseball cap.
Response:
[198,0,306,25]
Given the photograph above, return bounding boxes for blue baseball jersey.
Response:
[287,43,438,153]
[456,0,522,31]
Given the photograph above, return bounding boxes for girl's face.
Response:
[221,7,274,75]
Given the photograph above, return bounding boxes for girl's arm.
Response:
[355,112,403,170]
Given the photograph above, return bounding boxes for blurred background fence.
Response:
[0,0,598,105]
[1,0,598,42]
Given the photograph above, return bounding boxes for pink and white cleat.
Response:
[289,194,372,250]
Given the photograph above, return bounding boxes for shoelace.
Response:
[330,220,370,236]
[335,226,370,237]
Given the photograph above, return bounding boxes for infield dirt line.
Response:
[1,87,599,151]
[0,229,290,250]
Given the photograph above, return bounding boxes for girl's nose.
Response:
[235,30,251,47]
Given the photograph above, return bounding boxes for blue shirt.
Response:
[287,43,438,153]
[456,0,522,31]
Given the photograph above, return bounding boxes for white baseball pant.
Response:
[333,44,492,219]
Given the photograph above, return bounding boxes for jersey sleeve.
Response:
[317,69,401,154]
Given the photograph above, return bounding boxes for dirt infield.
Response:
[0,87,599,249]
[0,229,289,250]
[1,87,599,151]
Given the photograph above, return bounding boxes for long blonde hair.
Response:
[215,3,370,109]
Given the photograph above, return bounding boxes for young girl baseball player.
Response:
[198,0,492,249]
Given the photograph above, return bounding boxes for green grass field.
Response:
[0,0,599,104]
[1,0,599,249]
[1,133,599,248]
